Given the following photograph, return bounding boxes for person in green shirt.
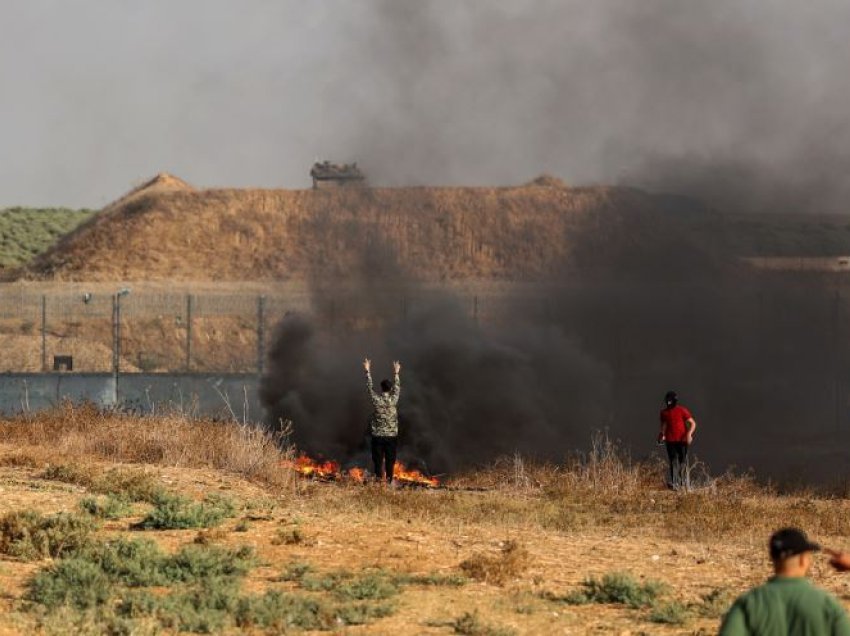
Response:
[720,527,850,635]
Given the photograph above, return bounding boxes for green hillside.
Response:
[0,207,95,268]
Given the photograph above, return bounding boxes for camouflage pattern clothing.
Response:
[366,371,400,437]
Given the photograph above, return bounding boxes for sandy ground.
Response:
[1,454,849,635]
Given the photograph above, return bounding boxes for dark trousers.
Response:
[665,442,689,488]
[371,436,398,482]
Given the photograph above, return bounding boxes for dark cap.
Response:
[769,528,820,560]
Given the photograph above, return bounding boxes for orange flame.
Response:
[283,454,439,487]
[285,454,340,480]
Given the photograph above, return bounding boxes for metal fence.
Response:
[0,285,520,374]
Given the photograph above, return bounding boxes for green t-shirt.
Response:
[720,576,850,636]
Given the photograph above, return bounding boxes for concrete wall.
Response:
[0,373,262,421]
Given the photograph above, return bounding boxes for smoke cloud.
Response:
[260,230,850,484]
[3,1,850,212]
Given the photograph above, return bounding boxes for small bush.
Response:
[334,573,400,601]
[138,493,236,530]
[0,510,96,560]
[459,540,529,585]
[649,600,689,625]
[279,562,313,582]
[94,468,165,503]
[395,571,468,586]
[559,572,666,609]
[451,611,517,636]
[700,587,736,618]
[79,495,133,520]
[27,558,112,610]
[233,519,250,532]
[41,463,95,488]
[271,526,313,546]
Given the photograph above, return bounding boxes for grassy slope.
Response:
[0,207,95,269]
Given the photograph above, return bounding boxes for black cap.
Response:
[769,528,820,560]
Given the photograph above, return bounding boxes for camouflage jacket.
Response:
[366,371,400,437]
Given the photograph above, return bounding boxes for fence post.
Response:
[257,295,266,375]
[185,294,193,371]
[112,294,118,374]
[41,295,47,372]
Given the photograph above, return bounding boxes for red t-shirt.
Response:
[660,405,693,443]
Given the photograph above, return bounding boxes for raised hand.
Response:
[363,358,371,372]
[393,360,401,374]
[825,548,850,572]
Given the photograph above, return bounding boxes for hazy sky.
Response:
[2,0,850,210]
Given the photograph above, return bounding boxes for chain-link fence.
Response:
[0,285,519,373]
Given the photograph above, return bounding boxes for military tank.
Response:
[310,161,366,189]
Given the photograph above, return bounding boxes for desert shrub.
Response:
[700,587,736,618]
[137,493,236,530]
[164,544,256,582]
[79,495,133,520]
[334,572,400,601]
[233,519,250,532]
[649,600,689,625]
[41,463,96,488]
[451,611,517,636]
[279,562,313,582]
[557,572,666,609]
[0,510,96,560]
[28,558,112,610]
[271,526,313,546]
[93,468,165,503]
[459,540,529,585]
[117,577,241,633]
[394,571,468,586]
[43,463,166,503]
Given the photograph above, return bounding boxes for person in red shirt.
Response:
[658,390,697,489]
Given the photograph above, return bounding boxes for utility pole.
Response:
[257,295,266,375]
[41,295,47,372]
[185,294,193,371]
[112,294,118,374]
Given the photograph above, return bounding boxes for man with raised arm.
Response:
[719,527,850,635]
[363,358,401,485]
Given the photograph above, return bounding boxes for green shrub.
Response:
[79,495,133,520]
[27,558,112,610]
[0,510,96,560]
[279,561,313,582]
[94,468,165,503]
[41,463,95,488]
[138,493,236,530]
[394,571,468,586]
[649,600,689,625]
[43,464,165,503]
[700,587,736,618]
[334,572,400,601]
[562,572,666,609]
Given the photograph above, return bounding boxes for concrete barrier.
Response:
[0,373,262,421]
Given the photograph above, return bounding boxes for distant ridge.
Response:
[18,173,725,282]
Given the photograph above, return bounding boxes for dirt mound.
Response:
[21,176,714,282]
[105,172,195,211]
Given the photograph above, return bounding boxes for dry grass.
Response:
[1,410,850,633]
[459,540,529,585]
[0,402,294,490]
